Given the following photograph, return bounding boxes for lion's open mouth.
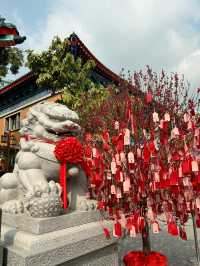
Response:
[46,128,77,138]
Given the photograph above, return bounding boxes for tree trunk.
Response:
[191,211,200,264]
[142,220,151,256]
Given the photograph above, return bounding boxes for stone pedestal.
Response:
[1,211,119,266]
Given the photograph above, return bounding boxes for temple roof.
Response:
[0,33,122,95]
[68,33,121,83]
[0,80,12,89]
[0,72,34,95]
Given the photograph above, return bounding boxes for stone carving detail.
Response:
[0,102,95,217]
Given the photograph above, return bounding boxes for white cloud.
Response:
[26,0,200,88]
[177,50,200,89]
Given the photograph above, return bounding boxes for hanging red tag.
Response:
[111,160,117,174]
[192,160,199,172]
[117,134,124,152]
[107,172,112,180]
[116,188,122,199]
[124,128,131,146]
[182,159,192,175]
[115,153,121,166]
[149,140,156,154]
[128,151,135,163]
[170,170,179,186]
[152,222,160,234]
[123,178,130,192]
[92,148,97,158]
[143,143,150,163]
[168,222,179,236]
[153,112,159,123]
[164,112,170,121]
[120,152,126,162]
[113,222,122,237]
[115,169,121,182]
[111,185,116,194]
[130,225,136,237]
[137,148,142,158]
[146,91,153,103]
[114,121,119,130]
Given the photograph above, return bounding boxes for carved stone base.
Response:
[2,211,100,234]
[1,212,119,266]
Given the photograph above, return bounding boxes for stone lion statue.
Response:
[0,102,95,217]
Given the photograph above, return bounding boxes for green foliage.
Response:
[26,36,96,95]
[63,83,110,128]
[0,47,23,81]
[26,35,111,125]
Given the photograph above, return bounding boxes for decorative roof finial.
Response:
[0,15,26,47]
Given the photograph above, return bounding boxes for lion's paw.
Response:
[2,200,24,214]
[24,181,63,217]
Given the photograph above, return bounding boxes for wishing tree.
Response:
[82,67,200,265]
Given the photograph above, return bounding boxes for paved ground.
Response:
[118,218,200,266]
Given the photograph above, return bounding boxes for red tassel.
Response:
[60,162,67,209]
[103,227,111,239]
[179,227,187,240]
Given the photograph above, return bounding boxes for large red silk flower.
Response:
[54,137,83,164]
[54,137,84,210]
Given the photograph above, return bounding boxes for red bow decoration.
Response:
[54,137,83,209]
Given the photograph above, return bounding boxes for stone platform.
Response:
[1,211,119,266]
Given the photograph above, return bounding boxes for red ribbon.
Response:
[60,162,67,209]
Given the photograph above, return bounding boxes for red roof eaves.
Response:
[0,72,34,95]
[75,36,122,83]
[0,34,123,96]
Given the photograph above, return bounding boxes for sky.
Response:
[2,0,200,91]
